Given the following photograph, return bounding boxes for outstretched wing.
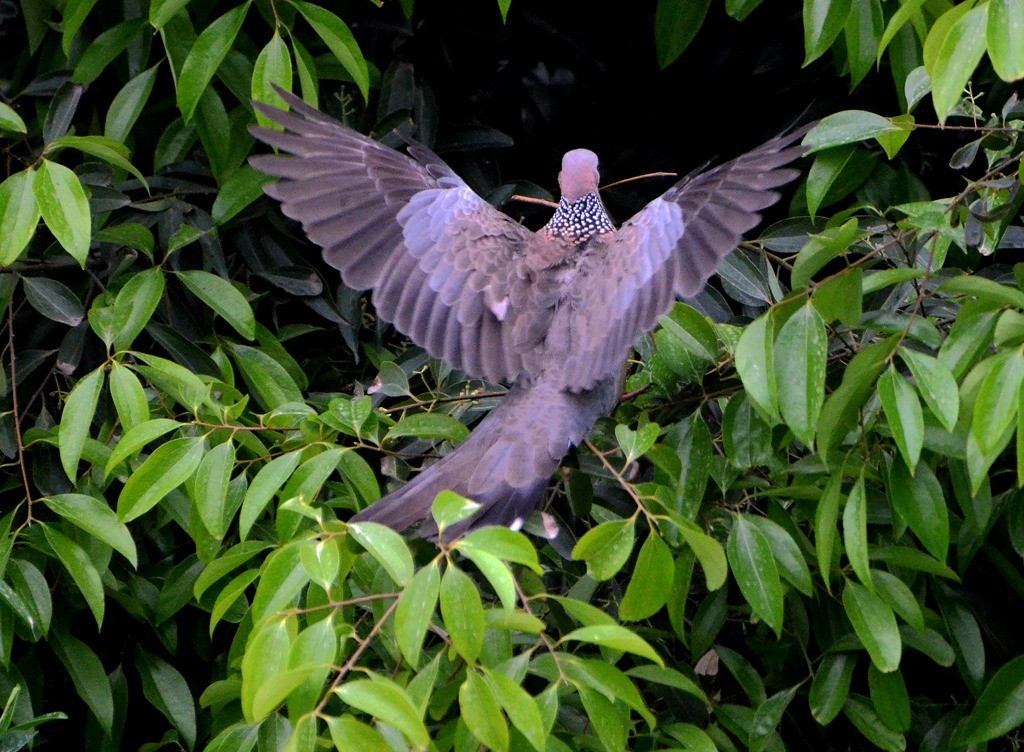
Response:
[560,127,810,390]
[249,89,542,384]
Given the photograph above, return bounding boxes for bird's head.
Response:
[558,149,600,202]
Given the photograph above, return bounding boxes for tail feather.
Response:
[351,377,619,536]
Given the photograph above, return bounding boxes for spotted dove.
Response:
[250,90,807,536]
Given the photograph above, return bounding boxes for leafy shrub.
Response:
[3,1,1024,751]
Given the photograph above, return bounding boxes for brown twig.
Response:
[510,194,559,208]
[601,171,678,190]
[315,597,400,714]
[7,301,34,520]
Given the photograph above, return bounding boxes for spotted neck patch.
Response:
[543,192,615,243]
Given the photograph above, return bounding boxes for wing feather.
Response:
[562,126,810,390]
[250,89,545,383]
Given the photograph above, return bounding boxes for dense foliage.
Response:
[3,0,1024,750]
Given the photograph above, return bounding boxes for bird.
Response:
[250,89,808,537]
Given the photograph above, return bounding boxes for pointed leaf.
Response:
[728,515,784,635]
[0,169,41,265]
[33,160,91,266]
[394,560,439,669]
[57,364,103,483]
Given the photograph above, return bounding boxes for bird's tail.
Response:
[351,378,618,537]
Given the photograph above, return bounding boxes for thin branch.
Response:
[510,194,559,208]
[7,301,34,520]
[315,597,400,713]
[601,171,677,190]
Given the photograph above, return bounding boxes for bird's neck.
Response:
[543,191,614,244]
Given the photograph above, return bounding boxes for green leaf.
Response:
[117,437,206,522]
[194,440,235,540]
[33,160,91,266]
[58,367,104,482]
[104,418,181,475]
[842,472,872,589]
[878,367,924,472]
[290,1,370,100]
[460,672,509,752]
[571,517,636,581]
[843,581,902,672]
[72,19,147,85]
[877,0,927,63]
[241,617,293,722]
[136,649,196,748]
[940,274,1024,309]
[209,569,260,636]
[0,101,26,133]
[678,518,728,590]
[43,494,137,567]
[45,135,148,190]
[928,4,989,122]
[843,695,907,752]
[988,0,1024,80]
[394,561,439,669]
[177,2,250,121]
[793,219,860,286]
[211,164,269,225]
[815,473,843,592]
[348,521,414,586]
[973,349,1024,455]
[239,451,302,540]
[326,716,392,752]
[62,0,101,53]
[458,547,516,611]
[654,0,712,68]
[459,526,542,573]
[194,540,271,599]
[619,533,674,621]
[727,515,784,635]
[335,677,429,748]
[750,516,813,597]
[22,276,84,326]
[43,524,105,627]
[868,663,911,733]
[774,302,827,447]
[0,169,40,265]
[615,422,660,465]
[231,345,304,409]
[803,110,901,152]
[50,628,113,734]
[803,0,853,65]
[104,65,159,143]
[251,546,308,628]
[441,564,486,663]
[431,490,480,531]
[298,538,341,592]
[111,267,166,351]
[150,0,191,29]
[176,270,255,340]
[844,0,883,87]
[736,312,780,421]
[483,669,546,752]
[872,569,925,630]
[252,31,293,129]
[887,459,948,561]
[750,684,801,752]
[809,652,855,725]
[898,348,959,432]
[955,653,1024,744]
[385,413,470,443]
[109,361,149,431]
[560,625,664,666]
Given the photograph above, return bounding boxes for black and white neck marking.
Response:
[543,192,615,244]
